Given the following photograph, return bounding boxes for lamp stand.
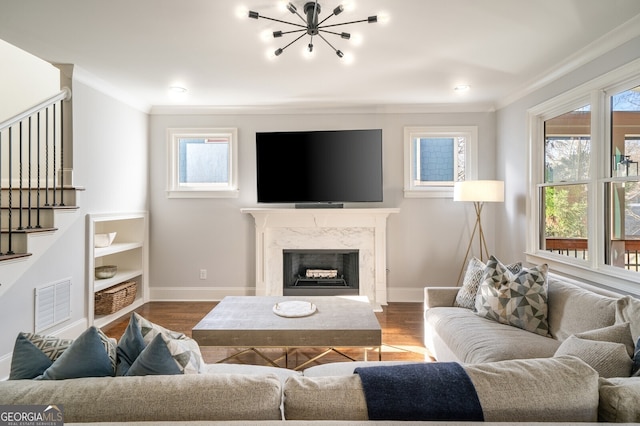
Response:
[456,201,490,285]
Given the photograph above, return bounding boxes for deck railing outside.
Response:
[545,237,640,271]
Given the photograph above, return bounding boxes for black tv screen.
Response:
[256,129,383,204]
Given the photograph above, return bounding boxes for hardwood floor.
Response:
[101,301,433,370]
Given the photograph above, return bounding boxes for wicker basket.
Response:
[95,280,137,315]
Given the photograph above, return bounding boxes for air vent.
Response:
[35,278,71,333]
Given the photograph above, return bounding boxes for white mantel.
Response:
[242,208,399,309]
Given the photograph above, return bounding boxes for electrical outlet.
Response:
[199,269,207,280]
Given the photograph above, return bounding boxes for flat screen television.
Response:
[256,129,383,206]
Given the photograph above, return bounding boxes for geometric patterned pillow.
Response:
[134,312,186,345]
[161,334,204,374]
[475,256,549,336]
[455,257,522,310]
[18,332,73,361]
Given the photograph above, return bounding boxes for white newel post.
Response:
[242,208,399,309]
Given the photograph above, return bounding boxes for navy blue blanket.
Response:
[354,362,484,421]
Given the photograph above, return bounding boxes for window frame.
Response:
[526,58,640,293]
[403,126,478,198]
[166,127,239,199]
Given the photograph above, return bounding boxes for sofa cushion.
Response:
[475,257,549,337]
[554,336,632,378]
[284,374,369,420]
[465,357,599,422]
[284,357,599,422]
[424,307,560,363]
[599,377,640,422]
[577,322,635,356]
[616,295,640,342]
[36,327,116,380]
[546,277,617,341]
[454,257,521,310]
[0,374,283,422]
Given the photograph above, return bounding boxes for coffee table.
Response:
[192,296,382,370]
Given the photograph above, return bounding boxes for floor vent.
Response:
[35,278,71,333]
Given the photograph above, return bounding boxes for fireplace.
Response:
[242,207,400,310]
[283,249,359,296]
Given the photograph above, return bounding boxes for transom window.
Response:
[404,126,478,198]
[167,128,238,198]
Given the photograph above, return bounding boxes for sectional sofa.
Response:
[3,263,640,423]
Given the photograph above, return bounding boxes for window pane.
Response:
[611,86,640,178]
[179,138,229,185]
[541,184,588,260]
[607,86,640,271]
[544,106,591,183]
[412,136,465,184]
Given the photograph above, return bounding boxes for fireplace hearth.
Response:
[283,249,359,296]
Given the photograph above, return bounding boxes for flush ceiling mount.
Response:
[249,1,379,58]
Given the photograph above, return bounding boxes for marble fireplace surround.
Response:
[242,208,399,310]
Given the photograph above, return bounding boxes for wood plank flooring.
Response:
[101,301,433,370]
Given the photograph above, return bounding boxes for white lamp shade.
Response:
[454,180,504,202]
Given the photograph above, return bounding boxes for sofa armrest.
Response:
[424,286,460,308]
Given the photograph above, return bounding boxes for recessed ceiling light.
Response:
[169,86,187,94]
[454,85,470,92]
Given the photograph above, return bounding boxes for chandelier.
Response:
[248,1,379,58]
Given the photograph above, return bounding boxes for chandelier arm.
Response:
[317,33,340,53]
[317,13,336,26]
[318,29,346,37]
[279,29,307,36]
[280,32,308,52]
[258,15,307,29]
[319,18,370,29]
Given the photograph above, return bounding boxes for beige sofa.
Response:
[1,356,604,424]
[424,272,640,422]
[424,273,622,364]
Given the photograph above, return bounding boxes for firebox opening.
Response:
[283,249,359,296]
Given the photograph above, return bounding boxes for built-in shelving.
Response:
[87,212,148,328]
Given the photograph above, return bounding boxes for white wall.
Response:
[0,39,59,122]
[149,110,497,302]
[494,35,640,264]
[0,62,148,376]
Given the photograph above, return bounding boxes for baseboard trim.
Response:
[0,318,87,380]
[150,286,256,301]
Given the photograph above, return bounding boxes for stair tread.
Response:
[1,227,58,234]
[0,253,32,261]
[0,205,78,210]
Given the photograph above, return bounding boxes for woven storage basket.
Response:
[95,280,137,315]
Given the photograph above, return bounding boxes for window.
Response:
[541,106,591,260]
[167,128,238,198]
[404,126,478,198]
[527,59,640,289]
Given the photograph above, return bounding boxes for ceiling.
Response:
[1,0,640,112]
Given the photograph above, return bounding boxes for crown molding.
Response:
[149,102,496,116]
[496,13,640,110]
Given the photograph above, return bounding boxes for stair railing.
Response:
[0,88,71,256]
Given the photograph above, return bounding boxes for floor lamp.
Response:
[454,180,505,285]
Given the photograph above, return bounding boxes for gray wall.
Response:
[149,110,497,301]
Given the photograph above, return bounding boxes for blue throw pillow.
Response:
[9,334,54,379]
[115,313,146,376]
[125,333,182,376]
[37,327,116,380]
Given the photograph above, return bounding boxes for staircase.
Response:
[0,88,80,293]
